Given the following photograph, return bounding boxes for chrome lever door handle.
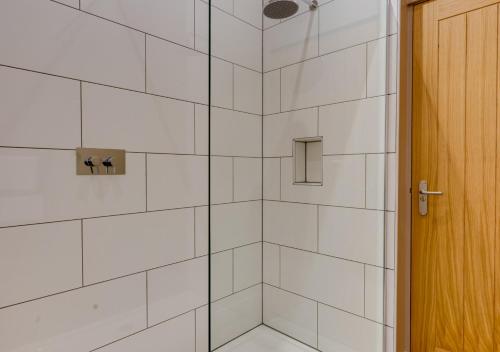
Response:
[419,180,443,216]
[419,190,443,196]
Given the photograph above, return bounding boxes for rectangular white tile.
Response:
[319,0,387,54]
[264,70,281,115]
[96,312,195,352]
[212,58,234,109]
[196,306,209,352]
[211,285,262,349]
[264,11,318,71]
[281,247,364,315]
[211,108,262,157]
[83,83,194,154]
[234,0,262,29]
[211,201,262,252]
[81,0,194,48]
[83,209,195,285]
[263,158,281,200]
[211,250,233,301]
[264,108,318,157]
[195,206,209,257]
[281,45,366,110]
[318,207,385,266]
[366,153,396,211]
[195,0,209,53]
[146,36,208,104]
[263,201,317,252]
[234,157,262,201]
[319,97,388,155]
[234,66,262,115]
[212,7,262,71]
[0,149,145,227]
[0,274,146,352]
[211,157,234,204]
[0,0,145,91]
[0,221,81,308]
[0,67,80,149]
[318,304,384,352]
[147,154,208,210]
[263,285,317,347]
[195,104,209,155]
[365,267,394,327]
[281,155,365,208]
[234,243,262,291]
[263,243,280,286]
[148,257,208,325]
[367,35,398,97]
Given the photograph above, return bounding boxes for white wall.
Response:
[262,0,399,351]
[0,1,210,351]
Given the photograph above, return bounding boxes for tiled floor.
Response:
[215,325,317,352]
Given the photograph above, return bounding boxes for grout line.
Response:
[232,157,235,202]
[263,283,391,328]
[232,64,235,110]
[48,0,263,73]
[146,272,149,327]
[365,43,368,98]
[316,205,319,252]
[145,154,148,211]
[211,325,262,351]
[263,37,392,75]
[0,145,263,158]
[0,256,211,311]
[0,199,393,231]
[278,245,281,287]
[210,282,262,305]
[0,68,260,115]
[316,301,319,348]
[363,264,366,317]
[194,208,197,257]
[144,34,147,92]
[232,249,235,293]
[264,93,393,117]
[194,307,197,352]
[81,219,84,286]
[364,154,368,208]
[193,104,197,154]
[80,81,83,147]
[264,240,391,270]
[263,324,320,352]
[90,309,199,351]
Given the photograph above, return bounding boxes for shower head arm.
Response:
[299,0,318,9]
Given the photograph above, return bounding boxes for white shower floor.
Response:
[215,326,317,352]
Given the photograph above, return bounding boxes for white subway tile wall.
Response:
[0,0,263,350]
[0,0,400,350]
[262,0,399,350]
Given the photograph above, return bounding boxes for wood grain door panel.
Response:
[411,1,499,351]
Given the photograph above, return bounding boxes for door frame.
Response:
[396,1,432,351]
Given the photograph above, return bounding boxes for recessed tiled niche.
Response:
[293,137,323,185]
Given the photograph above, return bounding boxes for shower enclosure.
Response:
[209,0,397,351]
[0,0,396,351]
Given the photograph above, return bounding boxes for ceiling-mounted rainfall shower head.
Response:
[263,0,299,19]
[263,0,318,20]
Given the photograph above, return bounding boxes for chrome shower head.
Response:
[263,0,299,20]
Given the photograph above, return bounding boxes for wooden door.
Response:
[411,0,500,351]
